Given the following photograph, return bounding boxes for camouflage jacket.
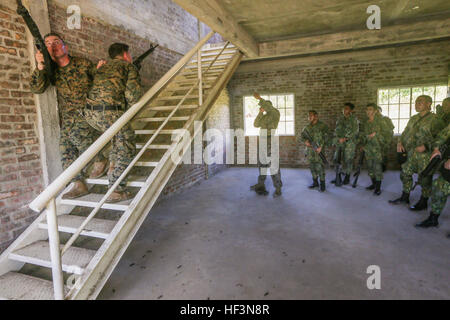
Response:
[86,58,142,110]
[431,108,449,138]
[401,111,436,153]
[301,120,330,159]
[333,113,359,145]
[433,123,450,150]
[380,115,395,140]
[254,99,280,135]
[30,56,96,114]
[359,116,386,152]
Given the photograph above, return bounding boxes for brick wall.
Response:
[228,41,450,169]
[0,4,44,253]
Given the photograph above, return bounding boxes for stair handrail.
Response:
[28,30,215,213]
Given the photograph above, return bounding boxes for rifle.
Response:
[352,150,365,188]
[16,0,57,85]
[334,145,343,186]
[411,139,449,191]
[302,129,328,165]
[133,44,159,70]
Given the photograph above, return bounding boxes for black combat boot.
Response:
[409,196,428,211]
[330,179,336,184]
[251,183,268,196]
[389,192,410,204]
[342,174,350,185]
[373,180,382,196]
[319,180,326,192]
[415,212,439,228]
[308,178,319,189]
[366,177,376,190]
[273,187,282,198]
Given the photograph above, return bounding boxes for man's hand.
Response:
[97,59,107,69]
[431,148,441,160]
[259,107,265,113]
[253,92,261,100]
[316,146,322,153]
[368,132,376,138]
[445,159,450,170]
[415,144,426,153]
[35,50,45,71]
[339,138,346,144]
[305,140,312,148]
[397,142,405,153]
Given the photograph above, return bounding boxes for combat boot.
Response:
[342,174,350,185]
[366,177,376,190]
[373,180,382,196]
[389,192,410,205]
[415,212,439,228]
[250,183,263,190]
[106,190,133,203]
[89,159,108,179]
[308,178,319,189]
[62,180,89,199]
[319,180,326,192]
[273,187,282,198]
[409,196,428,211]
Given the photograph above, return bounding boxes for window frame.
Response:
[377,84,447,135]
[243,93,296,137]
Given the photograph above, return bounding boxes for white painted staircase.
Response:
[0,32,242,299]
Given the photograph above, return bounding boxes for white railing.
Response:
[26,31,235,299]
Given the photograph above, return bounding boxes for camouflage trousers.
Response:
[400,151,432,197]
[308,158,325,181]
[60,112,105,183]
[257,136,282,189]
[366,146,383,181]
[430,175,450,215]
[334,141,356,175]
[85,109,136,191]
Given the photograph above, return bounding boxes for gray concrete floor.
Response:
[98,168,450,300]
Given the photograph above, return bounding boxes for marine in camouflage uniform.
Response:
[415,122,450,229]
[250,93,282,197]
[389,95,436,210]
[332,102,359,185]
[300,110,329,192]
[29,33,107,199]
[377,106,395,171]
[84,43,142,203]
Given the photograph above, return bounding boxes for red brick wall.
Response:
[228,44,449,169]
[0,4,44,252]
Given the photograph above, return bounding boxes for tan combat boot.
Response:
[62,180,89,199]
[89,159,109,179]
[105,190,132,203]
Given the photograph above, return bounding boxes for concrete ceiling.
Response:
[173,0,450,59]
[224,0,450,41]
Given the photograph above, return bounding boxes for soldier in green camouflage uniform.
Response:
[389,95,436,210]
[332,102,359,185]
[250,93,282,197]
[84,43,142,203]
[300,110,330,192]
[415,122,450,229]
[30,33,107,199]
[377,106,395,171]
[360,104,386,195]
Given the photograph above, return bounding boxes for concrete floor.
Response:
[98,168,450,300]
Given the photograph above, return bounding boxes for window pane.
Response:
[389,105,399,119]
[379,90,389,104]
[399,104,410,118]
[286,108,294,121]
[435,86,447,103]
[277,95,285,109]
[285,122,294,135]
[412,87,423,102]
[269,96,277,106]
[279,109,286,120]
[389,89,400,104]
[286,95,294,108]
[380,104,389,116]
[423,86,435,98]
[398,119,409,133]
[400,88,410,103]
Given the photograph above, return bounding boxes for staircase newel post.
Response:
[46,198,64,300]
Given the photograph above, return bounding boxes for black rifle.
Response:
[133,44,159,70]
[411,138,449,191]
[334,145,343,186]
[302,129,328,165]
[16,0,57,85]
[352,150,365,188]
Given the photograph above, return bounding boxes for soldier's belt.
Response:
[86,104,123,111]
